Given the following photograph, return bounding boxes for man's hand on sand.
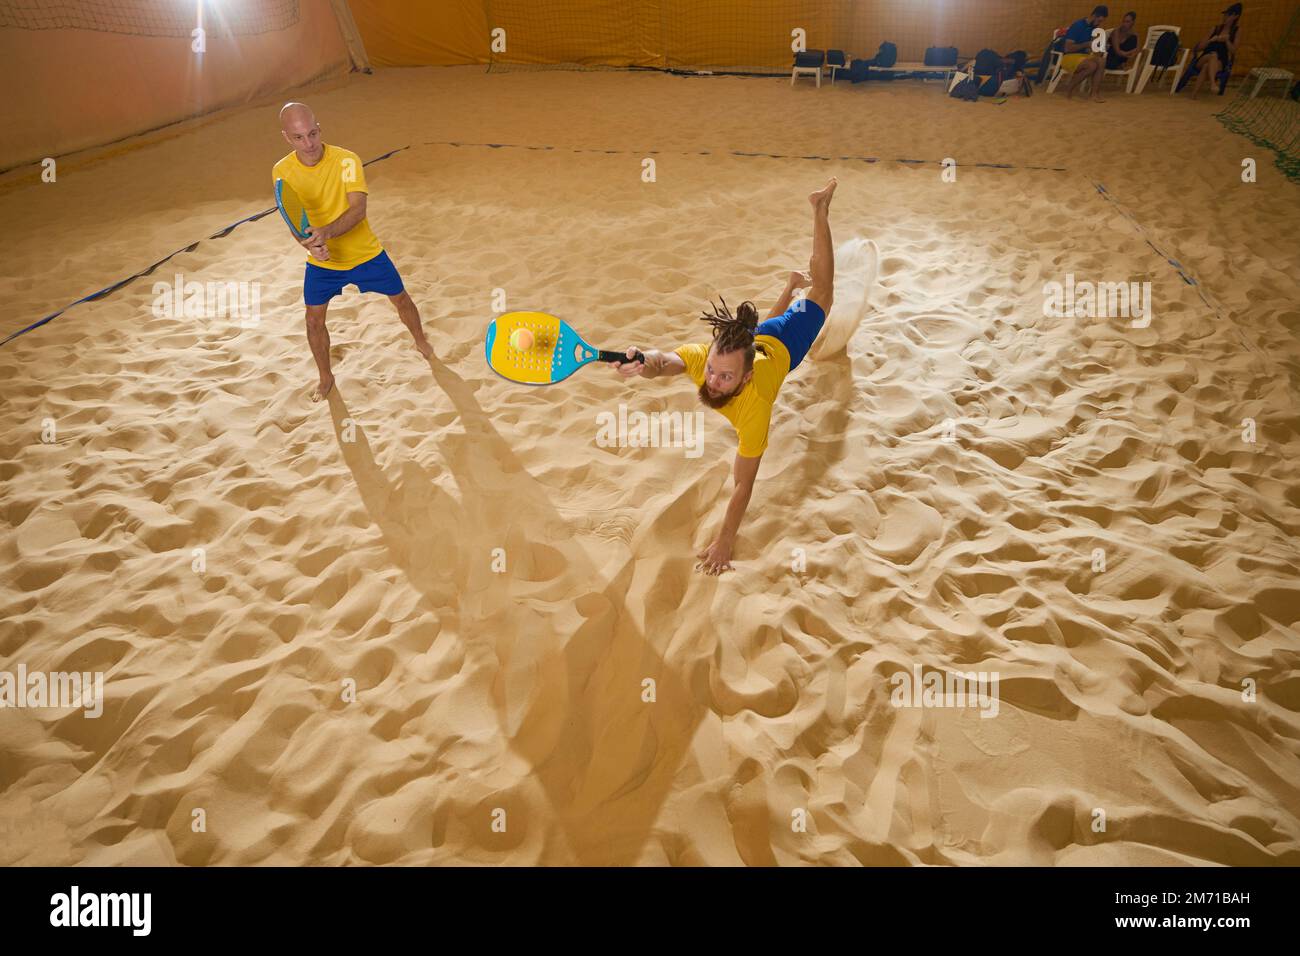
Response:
[696,538,734,575]
[789,270,812,291]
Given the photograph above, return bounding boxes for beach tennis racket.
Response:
[485,311,644,386]
[274,178,311,239]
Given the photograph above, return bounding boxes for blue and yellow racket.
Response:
[274,178,311,239]
[485,312,644,386]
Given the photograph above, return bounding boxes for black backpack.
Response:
[973,48,1004,76]
[949,75,981,100]
[1150,30,1180,70]
[925,46,959,66]
[871,41,898,67]
[972,48,1006,94]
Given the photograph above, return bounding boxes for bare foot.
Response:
[311,374,335,402]
[413,337,434,360]
[809,177,838,210]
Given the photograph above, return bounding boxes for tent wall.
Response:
[5,0,1291,170]
[0,0,353,171]
[348,0,489,66]
[348,0,1296,76]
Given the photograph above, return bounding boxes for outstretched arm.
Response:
[698,452,762,574]
[612,348,686,380]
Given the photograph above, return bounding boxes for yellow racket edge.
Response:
[485,311,563,385]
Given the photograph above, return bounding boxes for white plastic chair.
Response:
[1101,27,1143,92]
[1045,29,1066,92]
[1047,28,1098,94]
[791,50,825,88]
[1133,25,1189,94]
[1040,28,1060,85]
[1248,67,1295,98]
[827,50,848,85]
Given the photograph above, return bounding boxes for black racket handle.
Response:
[599,349,646,366]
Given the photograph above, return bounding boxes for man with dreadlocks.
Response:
[614,177,838,574]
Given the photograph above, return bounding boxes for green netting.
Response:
[0,0,299,37]
[1216,5,1300,184]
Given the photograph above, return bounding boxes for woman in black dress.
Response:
[1106,11,1141,78]
[1187,3,1243,99]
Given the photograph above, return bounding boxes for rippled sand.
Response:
[1,67,1298,865]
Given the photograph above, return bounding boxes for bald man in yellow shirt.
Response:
[614,178,837,574]
[274,102,432,400]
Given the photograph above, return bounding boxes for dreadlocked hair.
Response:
[699,296,759,371]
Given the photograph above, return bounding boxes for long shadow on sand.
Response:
[327,357,705,864]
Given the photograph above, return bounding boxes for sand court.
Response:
[2,29,1300,871]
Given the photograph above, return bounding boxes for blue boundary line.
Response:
[428,139,1069,170]
[1089,178,1255,353]
[0,147,411,348]
[3,141,1063,348]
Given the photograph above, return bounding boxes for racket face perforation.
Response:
[485,312,595,385]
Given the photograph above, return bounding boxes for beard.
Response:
[698,381,738,409]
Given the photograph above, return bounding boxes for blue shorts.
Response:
[756,298,827,371]
[303,250,404,306]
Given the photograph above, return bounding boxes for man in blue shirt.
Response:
[1061,5,1109,101]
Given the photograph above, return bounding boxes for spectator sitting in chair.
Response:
[1062,5,1110,101]
[1106,11,1141,75]
[1185,2,1243,100]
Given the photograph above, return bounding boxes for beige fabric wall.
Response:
[4,0,1288,171]
[349,0,489,66]
[349,0,1296,74]
[0,0,353,171]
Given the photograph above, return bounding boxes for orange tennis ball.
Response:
[509,328,534,351]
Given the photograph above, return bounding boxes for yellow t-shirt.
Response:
[674,335,792,458]
[272,144,383,271]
